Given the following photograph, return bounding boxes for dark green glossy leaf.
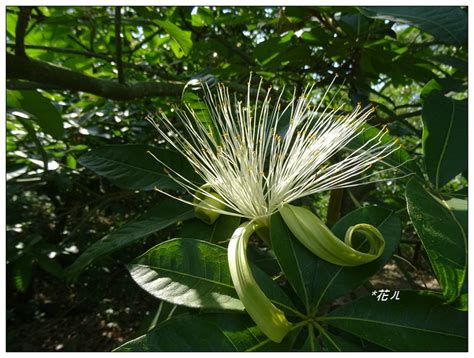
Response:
[359,6,467,46]
[178,215,241,244]
[422,93,467,188]
[253,32,293,66]
[78,144,197,191]
[128,238,296,313]
[406,179,467,302]
[115,312,294,352]
[320,330,364,352]
[347,124,423,179]
[128,238,243,310]
[8,90,63,139]
[66,198,194,278]
[451,293,467,312]
[271,206,401,312]
[34,253,64,278]
[421,78,466,99]
[420,79,443,98]
[324,291,468,351]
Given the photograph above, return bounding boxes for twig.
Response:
[114,6,125,84]
[17,118,49,171]
[375,110,422,125]
[326,188,343,226]
[15,6,32,57]
[128,29,161,60]
[67,34,90,52]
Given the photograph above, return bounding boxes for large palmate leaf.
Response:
[406,179,467,302]
[323,291,468,351]
[78,144,197,191]
[115,313,295,352]
[422,92,467,188]
[271,206,401,312]
[66,198,194,278]
[359,7,467,46]
[128,238,296,313]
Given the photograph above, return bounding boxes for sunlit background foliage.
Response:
[6,6,467,351]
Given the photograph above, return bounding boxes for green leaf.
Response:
[66,154,77,169]
[323,291,468,351]
[359,6,467,46]
[66,198,194,278]
[253,32,293,66]
[405,179,467,302]
[301,325,322,352]
[271,206,401,312]
[181,90,217,142]
[422,93,467,188]
[420,79,443,98]
[347,124,423,179]
[156,20,193,56]
[129,238,243,311]
[128,238,296,313]
[115,312,294,352]
[320,330,365,352]
[451,293,467,312]
[78,144,197,191]
[178,215,241,244]
[34,253,64,278]
[11,254,33,293]
[8,90,64,139]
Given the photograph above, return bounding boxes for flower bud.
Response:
[193,184,225,225]
[280,204,385,266]
[228,221,292,342]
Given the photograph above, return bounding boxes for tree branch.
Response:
[15,7,32,57]
[7,52,183,100]
[6,43,109,60]
[6,43,181,81]
[114,6,125,84]
[377,110,422,124]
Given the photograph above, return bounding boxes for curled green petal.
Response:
[193,184,225,225]
[280,204,385,266]
[228,221,292,342]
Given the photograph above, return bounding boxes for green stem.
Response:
[308,322,316,351]
[313,321,340,352]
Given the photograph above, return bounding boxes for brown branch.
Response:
[6,43,109,60]
[15,7,32,57]
[376,110,422,124]
[6,43,181,81]
[7,79,64,91]
[7,52,183,100]
[114,6,125,84]
[67,34,90,52]
[326,188,344,226]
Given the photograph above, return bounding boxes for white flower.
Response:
[147,76,403,343]
[148,76,399,223]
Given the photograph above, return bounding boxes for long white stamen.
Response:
[148,77,402,220]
